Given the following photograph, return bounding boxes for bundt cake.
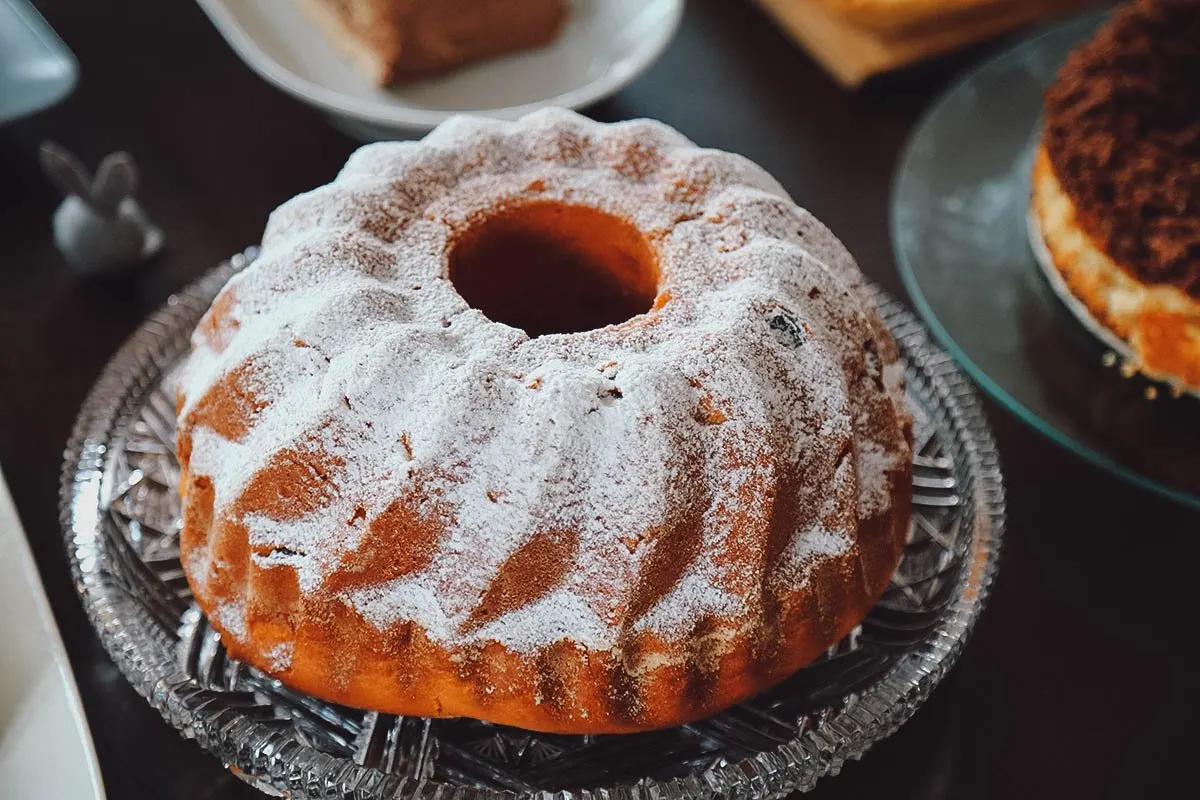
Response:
[1031,0,1200,394]
[176,108,913,734]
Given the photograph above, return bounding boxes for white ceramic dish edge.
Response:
[0,470,105,799]
[192,0,684,136]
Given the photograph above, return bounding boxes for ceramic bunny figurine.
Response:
[39,142,164,276]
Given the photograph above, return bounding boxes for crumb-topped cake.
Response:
[176,109,913,733]
[1032,0,1200,393]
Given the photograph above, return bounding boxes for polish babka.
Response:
[176,109,913,733]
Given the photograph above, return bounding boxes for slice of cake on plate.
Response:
[303,0,568,85]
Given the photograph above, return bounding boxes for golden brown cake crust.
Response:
[308,0,568,85]
[176,110,912,734]
[188,512,908,733]
[1042,0,1200,298]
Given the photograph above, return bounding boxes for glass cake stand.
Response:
[62,251,1005,799]
[891,10,1200,510]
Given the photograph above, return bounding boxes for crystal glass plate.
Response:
[62,252,1004,799]
[891,9,1200,510]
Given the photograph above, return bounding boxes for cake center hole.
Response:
[448,202,659,337]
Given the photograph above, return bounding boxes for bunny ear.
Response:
[39,141,93,201]
[92,152,138,214]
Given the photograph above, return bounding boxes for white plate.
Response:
[193,0,684,140]
[0,470,105,799]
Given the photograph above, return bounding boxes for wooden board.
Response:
[821,0,1020,35]
[754,0,1096,87]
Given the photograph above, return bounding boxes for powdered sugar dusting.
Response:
[349,578,452,638]
[265,642,294,672]
[177,109,911,662]
[468,589,611,653]
[784,526,853,573]
[215,599,247,643]
[633,572,743,635]
[858,438,904,518]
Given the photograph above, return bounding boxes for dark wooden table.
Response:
[2,1,1196,797]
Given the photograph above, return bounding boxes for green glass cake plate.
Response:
[892,10,1200,510]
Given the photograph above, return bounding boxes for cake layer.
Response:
[1032,146,1200,393]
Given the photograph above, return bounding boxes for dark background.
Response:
[1,1,1196,797]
